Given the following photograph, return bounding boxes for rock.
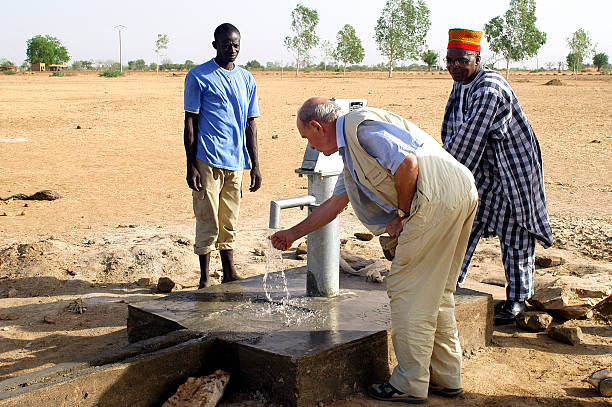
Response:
[162,369,230,407]
[295,254,305,261]
[18,211,26,216]
[66,269,77,276]
[535,255,564,268]
[253,248,265,256]
[515,311,553,332]
[481,277,506,287]
[0,212,11,216]
[43,314,57,324]
[379,235,397,261]
[600,378,612,397]
[354,232,374,241]
[137,277,151,287]
[0,314,18,321]
[586,369,612,396]
[296,241,308,255]
[271,134,278,139]
[547,324,583,345]
[594,301,612,322]
[157,277,176,293]
[7,288,18,298]
[76,125,82,129]
[529,275,612,319]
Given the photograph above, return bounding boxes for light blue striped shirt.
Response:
[333,115,425,230]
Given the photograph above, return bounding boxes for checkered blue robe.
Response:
[442,68,553,298]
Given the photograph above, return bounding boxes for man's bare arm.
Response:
[184,112,201,191]
[245,117,261,192]
[386,154,419,238]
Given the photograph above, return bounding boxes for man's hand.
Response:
[186,163,202,191]
[270,229,296,251]
[250,166,262,192]
[385,216,404,238]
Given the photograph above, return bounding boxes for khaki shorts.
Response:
[192,159,243,255]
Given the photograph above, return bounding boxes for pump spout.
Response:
[269,195,317,229]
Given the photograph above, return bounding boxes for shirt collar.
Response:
[336,115,346,150]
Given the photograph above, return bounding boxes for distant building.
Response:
[31,62,46,71]
[48,64,68,71]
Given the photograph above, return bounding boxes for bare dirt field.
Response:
[0,70,611,406]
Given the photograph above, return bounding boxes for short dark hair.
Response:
[214,23,240,41]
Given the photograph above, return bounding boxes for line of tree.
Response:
[15,2,610,77]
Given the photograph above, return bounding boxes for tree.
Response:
[319,40,336,71]
[155,33,169,74]
[244,60,263,70]
[374,0,430,78]
[566,29,593,78]
[128,59,147,71]
[484,0,546,79]
[0,58,13,68]
[335,24,365,74]
[284,4,319,76]
[421,49,438,71]
[26,35,70,65]
[184,60,196,71]
[593,52,608,72]
[566,53,583,72]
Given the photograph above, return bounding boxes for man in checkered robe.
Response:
[441,28,553,324]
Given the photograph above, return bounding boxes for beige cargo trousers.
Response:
[387,148,478,398]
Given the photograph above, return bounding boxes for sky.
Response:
[1,0,610,69]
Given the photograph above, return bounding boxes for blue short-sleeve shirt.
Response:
[184,58,259,170]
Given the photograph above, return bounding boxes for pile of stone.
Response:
[515,273,611,345]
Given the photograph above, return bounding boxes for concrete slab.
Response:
[128,268,493,406]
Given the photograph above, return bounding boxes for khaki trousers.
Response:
[387,151,478,398]
[192,159,242,255]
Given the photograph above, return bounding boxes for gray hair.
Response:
[297,99,342,124]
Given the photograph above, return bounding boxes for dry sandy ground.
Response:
[0,70,611,406]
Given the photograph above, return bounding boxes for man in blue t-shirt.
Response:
[183,23,261,289]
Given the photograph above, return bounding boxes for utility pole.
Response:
[114,25,126,72]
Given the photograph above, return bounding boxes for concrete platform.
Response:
[128,268,493,406]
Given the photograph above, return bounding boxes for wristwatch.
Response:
[397,208,408,219]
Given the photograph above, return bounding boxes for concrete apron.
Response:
[0,269,493,407]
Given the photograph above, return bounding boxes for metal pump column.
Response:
[268,98,367,297]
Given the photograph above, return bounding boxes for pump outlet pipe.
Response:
[269,195,317,230]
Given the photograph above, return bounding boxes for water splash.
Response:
[258,233,325,327]
[263,233,289,303]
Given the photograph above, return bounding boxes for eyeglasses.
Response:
[444,56,475,66]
